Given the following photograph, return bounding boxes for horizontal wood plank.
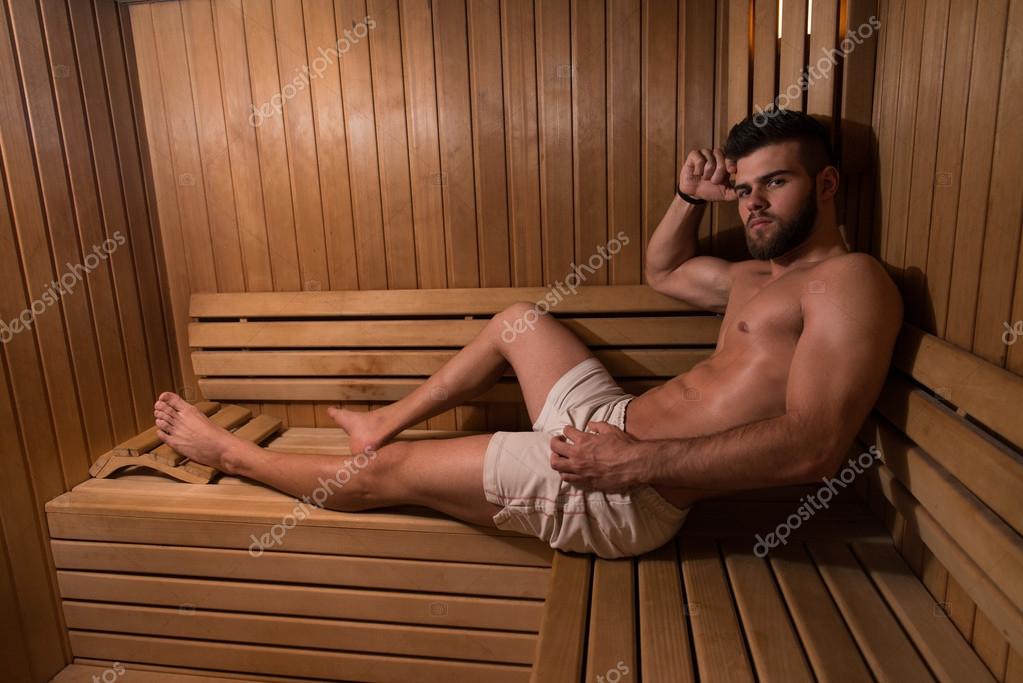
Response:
[62,601,535,664]
[58,571,542,632]
[68,631,530,683]
[189,316,721,348]
[189,285,698,317]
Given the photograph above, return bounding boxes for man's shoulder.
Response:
[804,252,904,327]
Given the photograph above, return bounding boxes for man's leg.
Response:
[154,394,502,526]
[329,301,597,454]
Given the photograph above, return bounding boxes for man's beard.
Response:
[745,181,818,261]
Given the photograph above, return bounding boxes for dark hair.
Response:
[723,108,836,176]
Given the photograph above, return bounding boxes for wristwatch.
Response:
[676,184,707,205]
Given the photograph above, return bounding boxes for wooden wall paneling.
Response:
[870,0,903,276]
[1008,648,1023,683]
[400,0,447,289]
[680,0,716,250]
[751,0,778,113]
[972,0,1023,365]
[209,0,274,292]
[900,0,951,327]
[607,0,642,285]
[66,0,157,433]
[537,0,575,284]
[180,0,245,294]
[367,0,418,290]
[2,0,104,465]
[275,0,331,293]
[572,0,608,285]
[40,0,137,441]
[711,0,731,261]
[837,0,880,253]
[806,0,839,125]
[150,2,220,293]
[923,0,977,338]
[129,3,196,390]
[0,349,67,676]
[302,0,359,292]
[641,0,678,278]
[467,0,511,288]
[244,0,303,291]
[779,0,808,113]
[1011,212,1023,376]
[881,0,925,291]
[718,0,750,259]
[433,0,481,289]
[95,0,177,411]
[944,0,1010,349]
[0,520,33,681]
[501,0,543,287]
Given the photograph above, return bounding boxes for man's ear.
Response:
[818,166,840,200]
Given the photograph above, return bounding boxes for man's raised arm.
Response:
[645,148,740,313]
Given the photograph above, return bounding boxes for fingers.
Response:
[585,421,617,434]
[700,148,715,180]
[711,148,729,185]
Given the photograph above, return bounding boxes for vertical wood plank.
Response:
[945,0,1010,349]
[536,0,575,285]
[467,0,511,287]
[399,0,447,289]
[607,0,642,284]
[367,0,418,289]
[433,0,480,288]
[572,0,608,285]
[501,0,543,287]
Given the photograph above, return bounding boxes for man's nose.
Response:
[745,191,768,212]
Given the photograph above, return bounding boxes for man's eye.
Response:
[769,178,785,187]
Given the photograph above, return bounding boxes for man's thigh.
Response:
[495,303,595,425]
[364,434,505,528]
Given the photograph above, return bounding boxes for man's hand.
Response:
[549,422,649,492]
[679,147,738,203]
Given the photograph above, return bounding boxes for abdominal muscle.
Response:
[622,342,794,510]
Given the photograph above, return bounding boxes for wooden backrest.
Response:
[188,285,720,404]
[862,323,1023,654]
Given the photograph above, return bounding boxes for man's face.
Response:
[731,141,819,261]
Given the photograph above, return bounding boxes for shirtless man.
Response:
[153,109,902,559]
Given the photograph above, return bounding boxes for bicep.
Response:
[786,268,903,459]
[648,256,736,312]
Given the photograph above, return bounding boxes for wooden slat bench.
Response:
[532,322,1022,682]
[46,285,712,681]
[45,286,1022,681]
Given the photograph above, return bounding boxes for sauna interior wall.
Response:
[866,0,1023,679]
[0,0,176,678]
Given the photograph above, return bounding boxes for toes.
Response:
[157,428,171,441]
[154,407,175,422]
[161,392,186,411]
[155,417,172,431]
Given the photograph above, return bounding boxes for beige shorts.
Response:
[483,357,689,558]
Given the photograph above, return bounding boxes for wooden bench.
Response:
[532,323,1023,682]
[45,285,713,681]
[45,286,1022,681]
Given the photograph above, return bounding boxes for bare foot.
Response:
[153,392,239,472]
[326,406,393,455]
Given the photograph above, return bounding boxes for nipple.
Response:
[738,320,750,333]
